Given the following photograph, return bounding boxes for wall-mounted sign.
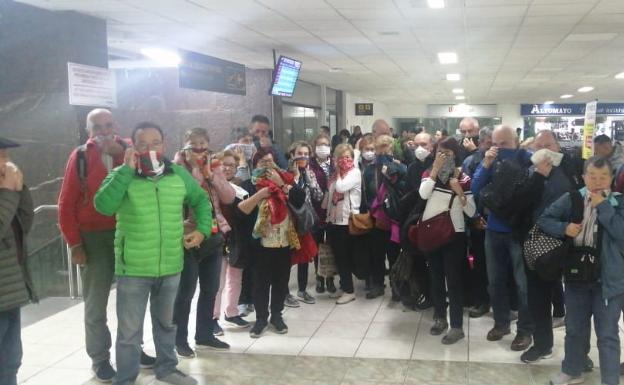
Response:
[67,62,117,108]
[427,104,497,117]
[582,101,597,159]
[521,103,624,117]
[355,103,373,116]
[178,49,246,95]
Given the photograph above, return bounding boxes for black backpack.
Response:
[479,154,529,220]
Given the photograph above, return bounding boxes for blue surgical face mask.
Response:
[377,154,394,164]
[497,148,518,160]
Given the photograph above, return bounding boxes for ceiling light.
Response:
[544,101,554,104]
[427,0,444,8]
[446,73,460,81]
[379,31,400,36]
[329,67,343,73]
[452,88,464,94]
[577,86,594,93]
[437,52,457,64]
[560,94,574,99]
[455,96,465,100]
[616,72,624,79]
[140,47,181,67]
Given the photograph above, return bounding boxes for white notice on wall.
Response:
[67,62,117,108]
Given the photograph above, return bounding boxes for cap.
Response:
[0,137,20,149]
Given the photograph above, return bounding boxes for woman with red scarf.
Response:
[238,147,306,338]
[326,144,362,304]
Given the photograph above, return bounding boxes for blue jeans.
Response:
[485,230,533,335]
[173,250,222,345]
[0,308,21,385]
[562,283,624,385]
[114,274,181,385]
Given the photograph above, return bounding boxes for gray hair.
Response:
[479,126,494,141]
[86,108,112,131]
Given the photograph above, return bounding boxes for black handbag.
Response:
[564,245,601,283]
[186,231,224,262]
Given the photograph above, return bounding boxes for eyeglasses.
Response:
[222,163,237,169]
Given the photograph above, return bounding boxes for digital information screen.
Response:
[270,56,302,97]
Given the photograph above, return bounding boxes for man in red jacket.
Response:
[58,109,154,382]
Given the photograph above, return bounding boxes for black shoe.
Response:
[316,276,326,293]
[176,343,196,358]
[585,357,594,373]
[213,320,224,336]
[520,347,552,363]
[139,351,156,369]
[366,286,384,299]
[250,320,268,338]
[430,318,449,336]
[415,295,433,310]
[511,334,532,351]
[270,316,289,334]
[195,336,230,351]
[469,303,490,318]
[92,361,116,383]
[486,327,511,341]
[224,315,250,328]
[326,279,337,294]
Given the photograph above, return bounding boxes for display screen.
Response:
[270,56,302,97]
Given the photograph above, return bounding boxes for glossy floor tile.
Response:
[16,271,619,385]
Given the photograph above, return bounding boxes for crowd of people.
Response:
[2,110,624,385]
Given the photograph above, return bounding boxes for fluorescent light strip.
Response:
[577,86,594,93]
[452,88,464,94]
[446,73,460,81]
[438,52,457,64]
[428,0,445,8]
[560,94,574,99]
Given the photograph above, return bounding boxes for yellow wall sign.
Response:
[582,101,597,159]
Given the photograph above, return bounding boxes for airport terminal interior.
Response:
[3,0,624,384]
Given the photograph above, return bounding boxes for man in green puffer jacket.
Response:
[95,122,211,385]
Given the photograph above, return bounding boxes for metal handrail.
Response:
[30,205,82,299]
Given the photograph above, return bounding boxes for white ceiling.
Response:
[17,0,624,105]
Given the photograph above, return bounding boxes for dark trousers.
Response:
[552,280,565,318]
[328,225,355,293]
[468,228,489,307]
[173,251,222,345]
[485,230,533,336]
[411,251,430,300]
[239,258,254,305]
[527,269,556,352]
[297,263,309,293]
[253,246,291,322]
[427,234,467,329]
[0,308,21,385]
[370,228,400,288]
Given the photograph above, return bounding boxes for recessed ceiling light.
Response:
[452,88,464,94]
[560,94,574,99]
[329,67,343,73]
[140,47,181,67]
[544,101,554,104]
[438,52,458,64]
[455,95,465,100]
[578,86,594,93]
[446,73,460,81]
[616,72,624,79]
[427,0,445,9]
[379,31,400,36]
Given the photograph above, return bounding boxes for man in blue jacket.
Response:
[538,156,624,385]
[471,125,534,351]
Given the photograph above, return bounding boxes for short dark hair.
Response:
[434,137,463,166]
[594,134,612,145]
[339,129,350,137]
[584,155,613,175]
[252,146,276,168]
[320,125,330,130]
[440,129,449,137]
[132,121,164,143]
[251,115,270,126]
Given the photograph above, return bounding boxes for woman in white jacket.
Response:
[419,137,476,345]
[326,144,361,304]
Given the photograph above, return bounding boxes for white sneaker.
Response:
[328,289,343,299]
[549,372,584,385]
[336,292,356,304]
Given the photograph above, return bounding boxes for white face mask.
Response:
[315,145,330,159]
[414,146,431,162]
[362,151,375,161]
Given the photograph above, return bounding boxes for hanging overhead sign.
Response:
[582,101,598,159]
[67,62,117,108]
[355,103,374,116]
[178,49,246,95]
[427,104,497,117]
[521,103,624,116]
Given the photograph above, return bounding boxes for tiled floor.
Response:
[17,273,620,385]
